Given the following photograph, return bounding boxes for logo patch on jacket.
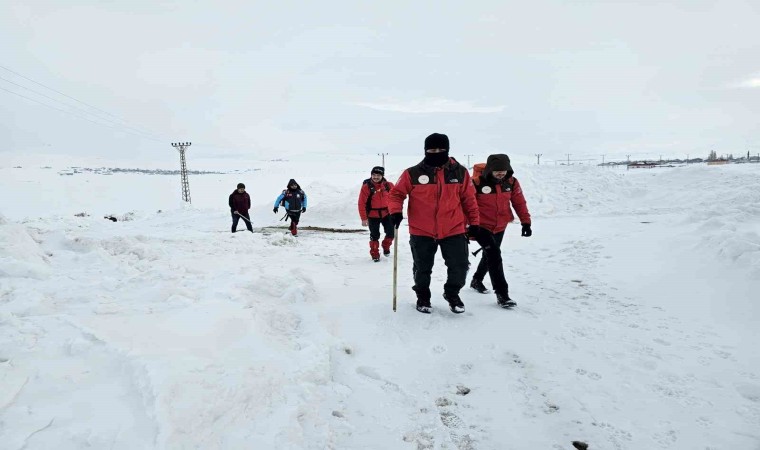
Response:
[481,186,492,194]
[418,175,430,184]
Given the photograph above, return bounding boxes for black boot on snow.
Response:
[416,298,432,314]
[496,293,517,308]
[443,293,465,314]
[470,278,488,294]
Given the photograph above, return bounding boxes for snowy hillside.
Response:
[1,159,759,449]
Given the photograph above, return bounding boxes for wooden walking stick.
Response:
[392,225,399,312]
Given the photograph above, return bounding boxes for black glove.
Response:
[390,212,404,228]
[467,225,482,241]
[470,225,495,249]
[301,207,306,213]
[273,207,279,214]
[521,223,532,237]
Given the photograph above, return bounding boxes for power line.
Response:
[0,75,164,142]
[0,86,165,142]
[0,64,166,141]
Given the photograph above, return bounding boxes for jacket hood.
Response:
[287,179,300,190]
[484,154,514,180]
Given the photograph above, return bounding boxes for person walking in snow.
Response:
[273,179,307,236]
[229,182,253,233]
[358,166,395,262]
[388,133,482,314]
[469,154,532,307]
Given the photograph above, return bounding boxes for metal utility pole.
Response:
[171,142,192,203]
[601,155,605,165]
[626,154,631,163]
[464,154,474,169]
[535,153,542,165]
[377,152,389,167]
[566,154,571,165]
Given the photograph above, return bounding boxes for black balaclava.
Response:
[423,133,450,167]
[287,179,300,190]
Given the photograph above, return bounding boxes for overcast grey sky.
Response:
[2,0,759,163]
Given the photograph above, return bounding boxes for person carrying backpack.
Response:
[388,133,482,314]
[229,183,253,233]
[273,179,307,236]
[358,166,395,262]
[469,154,532,307]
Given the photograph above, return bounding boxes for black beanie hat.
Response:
[424,133,450,151]
[486,154,512,172]
[371,166,385,175]
[237,183,245,189]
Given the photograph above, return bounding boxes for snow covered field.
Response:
[1,155,759,449]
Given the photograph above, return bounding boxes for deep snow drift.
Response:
[1,156,759,449]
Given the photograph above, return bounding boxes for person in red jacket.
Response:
[358,166,395,262]
[229,183,253,233]
[470,154,532,307]
[388,133,482,314]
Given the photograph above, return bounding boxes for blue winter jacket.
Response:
[274,189,308,211]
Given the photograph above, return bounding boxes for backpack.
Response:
[363,178,391,213]
[471,163,486,185]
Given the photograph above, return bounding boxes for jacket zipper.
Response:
[435,168,441,239]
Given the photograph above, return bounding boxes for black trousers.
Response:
[409,234,469,300]
[287,211,301,224]
[231,211,253,232]
[472,230,509,295]
[368,215,395,241]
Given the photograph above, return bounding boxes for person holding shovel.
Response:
[229,182,253,233]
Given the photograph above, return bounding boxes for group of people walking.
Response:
[358,133,532,314]
[227,132,532,315]
[228,179,307,236]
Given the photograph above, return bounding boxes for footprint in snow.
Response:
[436,397,478,450]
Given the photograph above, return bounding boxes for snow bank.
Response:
[0,213,50,279]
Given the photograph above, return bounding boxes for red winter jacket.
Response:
[358,178,395,220]
[229,190,251,213]
[473,175,531,234]
[389,158,480,239]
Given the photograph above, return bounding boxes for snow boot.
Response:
[369,240,381,262]
[414,286,432,313]
[416,298,432,314]
[470,278,488,294]
[381,237,393,256]
[290,222,298,236]
[496,292,517,308]
[443,292,465,314]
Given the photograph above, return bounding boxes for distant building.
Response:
[627,162,657,169]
